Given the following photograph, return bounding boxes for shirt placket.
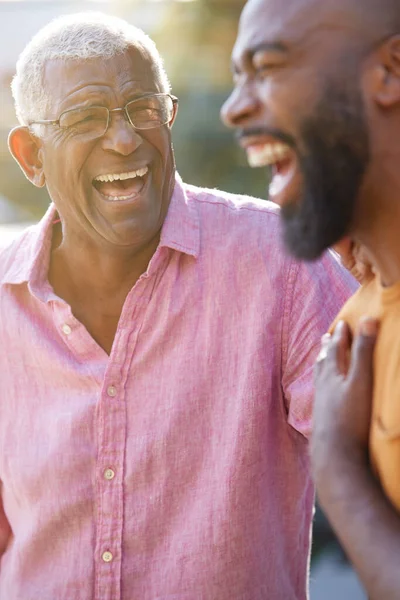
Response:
[94,272,159,600]
[94,368,127,600]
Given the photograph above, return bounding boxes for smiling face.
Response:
[221,0,372,260]
[31,48,177,249]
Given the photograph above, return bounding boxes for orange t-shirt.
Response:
[331,275,400,512]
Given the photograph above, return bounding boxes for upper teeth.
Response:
[247,144,291,168]
[94,167,148,183]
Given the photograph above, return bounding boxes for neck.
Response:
[49,224,161,302]
[355,168,400,287]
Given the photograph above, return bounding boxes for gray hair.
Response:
[11,12,171,127]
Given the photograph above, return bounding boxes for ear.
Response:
[168,100,178,128]
[8,126,46,188]
[371,35,400,108]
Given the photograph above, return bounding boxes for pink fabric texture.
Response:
[0,175,356,599]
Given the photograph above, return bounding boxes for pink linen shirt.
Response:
[0,175,356,600]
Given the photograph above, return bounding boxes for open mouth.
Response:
[246,143,299,207]
[93,166,149,202]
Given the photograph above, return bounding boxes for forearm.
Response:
[315,446,400,600]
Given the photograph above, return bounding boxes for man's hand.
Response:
[310,319,400,600]
[333,238,374,284]
[311,318,378,478]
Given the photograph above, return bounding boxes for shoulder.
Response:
[293,248,358,294]
[0,224,38,284]
[185,183,280,221]
[182,181,357,305]
[183,182,282,247]
[279,251,359,349]
[288,249,359,311]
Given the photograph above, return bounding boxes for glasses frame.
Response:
[28,92,179,137]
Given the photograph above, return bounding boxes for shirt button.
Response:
[104,468,115,481]
[62,324,72,335]
[102,551,113,563]
[107,385,117,397]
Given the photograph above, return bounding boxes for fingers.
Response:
[348,318,378,384]
[350,263,367,284]
[334,321,352,376]
[352,245,374,284]
[332,237,353,267]
[316,333,331,363]
[332,239,375,285]
[314,321,350,378]
[332,237,365,278]
[325,321,351,375]
[314,333,331,378]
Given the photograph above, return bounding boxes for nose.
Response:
[101,111,143,156]
[220,82,260,129]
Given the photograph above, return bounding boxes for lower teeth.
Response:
[104,194,135,201]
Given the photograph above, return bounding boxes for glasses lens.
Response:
[126,95,174,130]
[59,107,108,138]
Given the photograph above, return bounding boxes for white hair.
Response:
[11,12,171,127]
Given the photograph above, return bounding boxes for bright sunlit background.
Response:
[0,0,267,224]
[0,1,366,598]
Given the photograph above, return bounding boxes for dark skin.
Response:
[221,0,377,210]
[224,0,400,596]
[314,320,400,600]
[9,49,177,354]
[333,239,374,284]
[221,0,400,281]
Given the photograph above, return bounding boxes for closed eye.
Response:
[255,63,280,73]
[252,47,286,78]
[253,63,283,81]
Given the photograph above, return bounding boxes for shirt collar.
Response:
[1,172,200,287]
[159,172,199,258]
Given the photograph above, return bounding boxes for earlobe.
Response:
[373,35,400,108]
[8,126,46,188]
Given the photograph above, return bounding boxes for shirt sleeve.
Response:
[281,250,358,438]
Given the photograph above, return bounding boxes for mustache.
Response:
[234,127,296,149]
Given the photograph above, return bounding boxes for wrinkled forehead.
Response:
[233,0,372,64]
[42,47,160,112]
[43,45,156,84]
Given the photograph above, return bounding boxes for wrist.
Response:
[315,451,377,516]
[311,432,369,485]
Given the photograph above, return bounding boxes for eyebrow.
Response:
[231,41,288,74]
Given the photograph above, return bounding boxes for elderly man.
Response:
[1,12,355,600]
[222,0,400,598]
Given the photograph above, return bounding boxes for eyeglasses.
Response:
[29,93,178,141]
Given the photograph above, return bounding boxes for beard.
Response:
[281,79,371,261]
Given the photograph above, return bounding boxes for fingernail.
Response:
[321,333,331,344]
[360,317,378,337]
[336,320,345,332]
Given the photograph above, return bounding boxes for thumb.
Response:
[332,237,355,270]
[348,317,378,384]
